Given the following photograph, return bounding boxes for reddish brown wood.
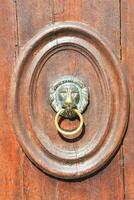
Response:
[121,1,134,199]
[0,0,132,199]
[14,0,126,199]
[10,21,129,179]
[0,1,23,199]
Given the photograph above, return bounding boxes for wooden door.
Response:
[0,0,133,199]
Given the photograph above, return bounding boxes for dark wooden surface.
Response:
[0,0,133,199]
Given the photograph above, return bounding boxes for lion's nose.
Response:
[63,89,75,111]
[65,90,72,104]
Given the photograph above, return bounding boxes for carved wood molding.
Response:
[10,22,129,179]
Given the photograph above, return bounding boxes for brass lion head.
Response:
[49,76,89,118]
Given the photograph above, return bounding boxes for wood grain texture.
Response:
[0,1,23,199]
[121,0,134,199]
[10,21,129,179]
[13,0,125,199]
[0,0,130,199]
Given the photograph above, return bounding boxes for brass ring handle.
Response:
[55,108,84,139]
[49,76,89,139]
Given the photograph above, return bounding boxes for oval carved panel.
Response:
[10,22,129,179]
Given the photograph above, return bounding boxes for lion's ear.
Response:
[82,87,89,100]
[49,88,60,112]
[78,87,89,112]
[49,88,55,102]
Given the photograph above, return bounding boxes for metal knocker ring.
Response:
[55,108,84,139]
[49,76,89,140]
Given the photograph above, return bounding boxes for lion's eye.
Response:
[71,92,78,98]
[60,92,67,99]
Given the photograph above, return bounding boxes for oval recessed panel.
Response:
[10,22,129,179]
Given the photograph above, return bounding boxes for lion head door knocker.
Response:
[10,22,129,179]
[49,76,89,139]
